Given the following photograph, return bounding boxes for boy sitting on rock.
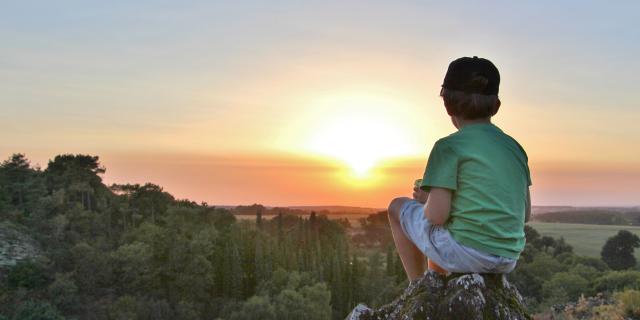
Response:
[388,56,532,281]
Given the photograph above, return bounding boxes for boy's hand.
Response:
[413,186,429,204]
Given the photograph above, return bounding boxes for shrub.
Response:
[13,301,64,320]
[7,261,48,290]
[594,270,640,292]
[615,289,640,318]
[542,272,590,301]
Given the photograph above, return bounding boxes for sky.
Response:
[1,1,639,207]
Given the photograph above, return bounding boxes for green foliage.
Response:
[594,270,640,292]
[542,272,589,301]
[70,242,112,295]
[44,154,106,212]
[568,264,600,280]
[108,295,174,320]
[615,289,640,318]
[109,295,138,320]
[237,268,332,320]
[47,273,78,313]
[564,255,610,272]
[229,296,277,320]
[13,152,639,319]
[352,211,392,247]
[110,183,174,224]
[601,230,640,270]
[7,261,49,290]
[13,301,64,320]
[0,154,47,221]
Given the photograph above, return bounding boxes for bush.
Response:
[568,264,600,280]
[230,296,277,320]
[542,272,589,301]
[47,273,78,313]
[13,301,64,320]
[8,261,48,290]
[594,270,640,292]
[615,289,640,318]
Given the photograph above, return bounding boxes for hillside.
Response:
[0,221,41,270]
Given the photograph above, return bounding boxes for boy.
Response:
[388,56,531,281]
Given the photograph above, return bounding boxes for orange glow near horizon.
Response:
[301,93,420,178]
[89,151,640,208]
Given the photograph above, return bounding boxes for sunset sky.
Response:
[2,1,639,207]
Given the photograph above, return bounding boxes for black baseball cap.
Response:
[442,56,500,95]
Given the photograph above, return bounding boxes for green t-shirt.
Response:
[420,123,531,259]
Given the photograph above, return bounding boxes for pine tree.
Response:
[223,242,243,299]
[349,255,361,310]
[277,212,284,244]
[256,208,262,229]
[330,251,344,314]
[386,245,395,277]
[254,234,266,287]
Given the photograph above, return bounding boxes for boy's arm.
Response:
[525,187,531,222]
[423,187,452,225]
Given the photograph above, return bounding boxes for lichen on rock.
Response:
[346,271,531,320]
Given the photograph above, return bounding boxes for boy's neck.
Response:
[454,117,492,130]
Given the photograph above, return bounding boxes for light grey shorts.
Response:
[399,199,517,273]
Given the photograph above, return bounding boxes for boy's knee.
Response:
[388,197,411,222]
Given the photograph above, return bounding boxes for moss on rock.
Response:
[347,272,531,320]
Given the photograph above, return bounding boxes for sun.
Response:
[308,118,382,176]
[305,95,417,177]
[274,92,424,181]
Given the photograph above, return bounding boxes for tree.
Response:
[255,268,332,320]
[44,154,106,211]
[542,272,589,301]
[540,236,556,253]
[111,183,174,224]
[385,245,395,277]
[552,237,573,257]
[222,242,243,299]
[601,230,640,270]
[13,301,65,320]
[524,225,541,244]
[256,208,263,229]
[7,260,49,290]
[594,270,640,292]
[230,296,277,320]
[0,154,45,214]
[48,273,79,314]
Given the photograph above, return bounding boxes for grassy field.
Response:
[528,222,640,259]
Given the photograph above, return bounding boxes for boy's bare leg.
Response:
[388,197,427,282]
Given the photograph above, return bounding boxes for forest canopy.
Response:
[1,153,640,319]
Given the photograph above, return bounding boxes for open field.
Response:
[528,222,640,259]
[235,215,640,259]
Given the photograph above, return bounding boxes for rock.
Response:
[346,271,531,320]
[0,221,42,271]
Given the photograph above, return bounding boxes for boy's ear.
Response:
[493,99,501,116]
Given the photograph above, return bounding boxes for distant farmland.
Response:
[528,222,640,259]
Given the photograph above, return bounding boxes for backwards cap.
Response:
[442,56,500,95]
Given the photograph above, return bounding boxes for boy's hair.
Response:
[440,87,500,120]
[440,56,501,119]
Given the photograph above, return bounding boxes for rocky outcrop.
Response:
[347,271,530,320]
[0,221,42,270]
